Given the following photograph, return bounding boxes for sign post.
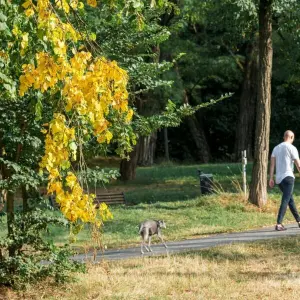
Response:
[242,150,247,199]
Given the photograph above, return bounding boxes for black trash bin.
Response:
[198,170,213,195]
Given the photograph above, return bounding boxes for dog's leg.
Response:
[148,236,152,252]
[143,230,150,252]
[158,232,167,249]
[141,239,144,255]
[140,229,146,254]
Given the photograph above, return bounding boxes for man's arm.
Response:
[294,159,300,173]
[269,156,275,188]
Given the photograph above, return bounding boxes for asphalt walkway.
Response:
[72,223,300,262]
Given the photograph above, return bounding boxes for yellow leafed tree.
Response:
[18,0,134,226]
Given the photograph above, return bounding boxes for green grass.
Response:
[5,236,300,299]
[43,162,299,250]
[2,162,300,251]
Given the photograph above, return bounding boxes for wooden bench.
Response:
[94,192,126,206]
[49,191,126,209]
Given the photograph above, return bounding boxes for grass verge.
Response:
[3,236,300,299]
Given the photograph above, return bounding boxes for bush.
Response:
[0,197,85,289]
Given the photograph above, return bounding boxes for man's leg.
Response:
[288,195,300,222]
[277,177,294,225]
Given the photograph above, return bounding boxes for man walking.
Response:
[269,130,300,231]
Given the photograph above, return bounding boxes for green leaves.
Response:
[0,202,84,289]
[133,93,233,137]
[0,158,43,192]
[78,167,120,186]
[0,11,8,32]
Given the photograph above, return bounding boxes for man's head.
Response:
[283,130,295,143]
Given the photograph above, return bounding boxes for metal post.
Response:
[242,150,247,198]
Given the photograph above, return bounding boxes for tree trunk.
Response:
[2,165,16,257]
[249,0,273,207]
[120,143,139,181]
[163,128,169,161]
[184,90,211,163]
[234,40,258,161]
[137,132,157,166]
[6,191,16,257]
[22,185,29,213]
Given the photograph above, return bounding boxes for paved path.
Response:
[73,224,300,262]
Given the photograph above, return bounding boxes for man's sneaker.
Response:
[275,224,287,231]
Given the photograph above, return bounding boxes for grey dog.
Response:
[138,220,167,254]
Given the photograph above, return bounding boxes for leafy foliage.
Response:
[0,198,85,289]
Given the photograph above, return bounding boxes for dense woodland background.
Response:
[116,0,300,164]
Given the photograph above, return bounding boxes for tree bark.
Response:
[234,40,258,161]
[22,185,29,213]
[120,143,139,181]
[249,0,273,207]
[137,132,157,166]
[2,164,16,256]
[184,90,211,163]
[163,128,169,162]
[6,191,16,257]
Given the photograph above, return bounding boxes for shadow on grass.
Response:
[124,189,201,205]
[236,270,300,281]
[170,248,259,262]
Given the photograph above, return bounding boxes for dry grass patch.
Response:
[3,237,300,300]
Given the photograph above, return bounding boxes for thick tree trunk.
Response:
[184,90,211,163]
[163,128,169,161]
[234,40,258,161]
[249,0,273,207]
[2,165,16,257]
[22,186,29,213]
[120,143,139,181]
[6,191,16,257]
[185,117,210,163]
[137,132,157,166]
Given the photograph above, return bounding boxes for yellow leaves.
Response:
[22,0,33,9]
[18,48,130,227]
[54,40,67,56]
[38,114,114,225]
[87,0,97,7]
[126,108,134,123]
[47,180,63,195]
[0,51,8,59]
[23,0,35,17]
[16,0,130,231]
[19,64,36,96]
[55,0,70,13]
[25,9,35,17]
[66,172,77,188]
[70,0,78,9]
[38,108,116,226]
[49,168,60,180]
[18,0,129,227]
[70,51,92,72]
[99,203,113,221]
[19,52,67,95]
[105,131,113,143]
[39,115,102,224]
[89,32,97,41]
[11,27,29,55]
[12,26,19,36]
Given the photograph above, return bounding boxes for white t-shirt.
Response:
[271,142,299,184]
